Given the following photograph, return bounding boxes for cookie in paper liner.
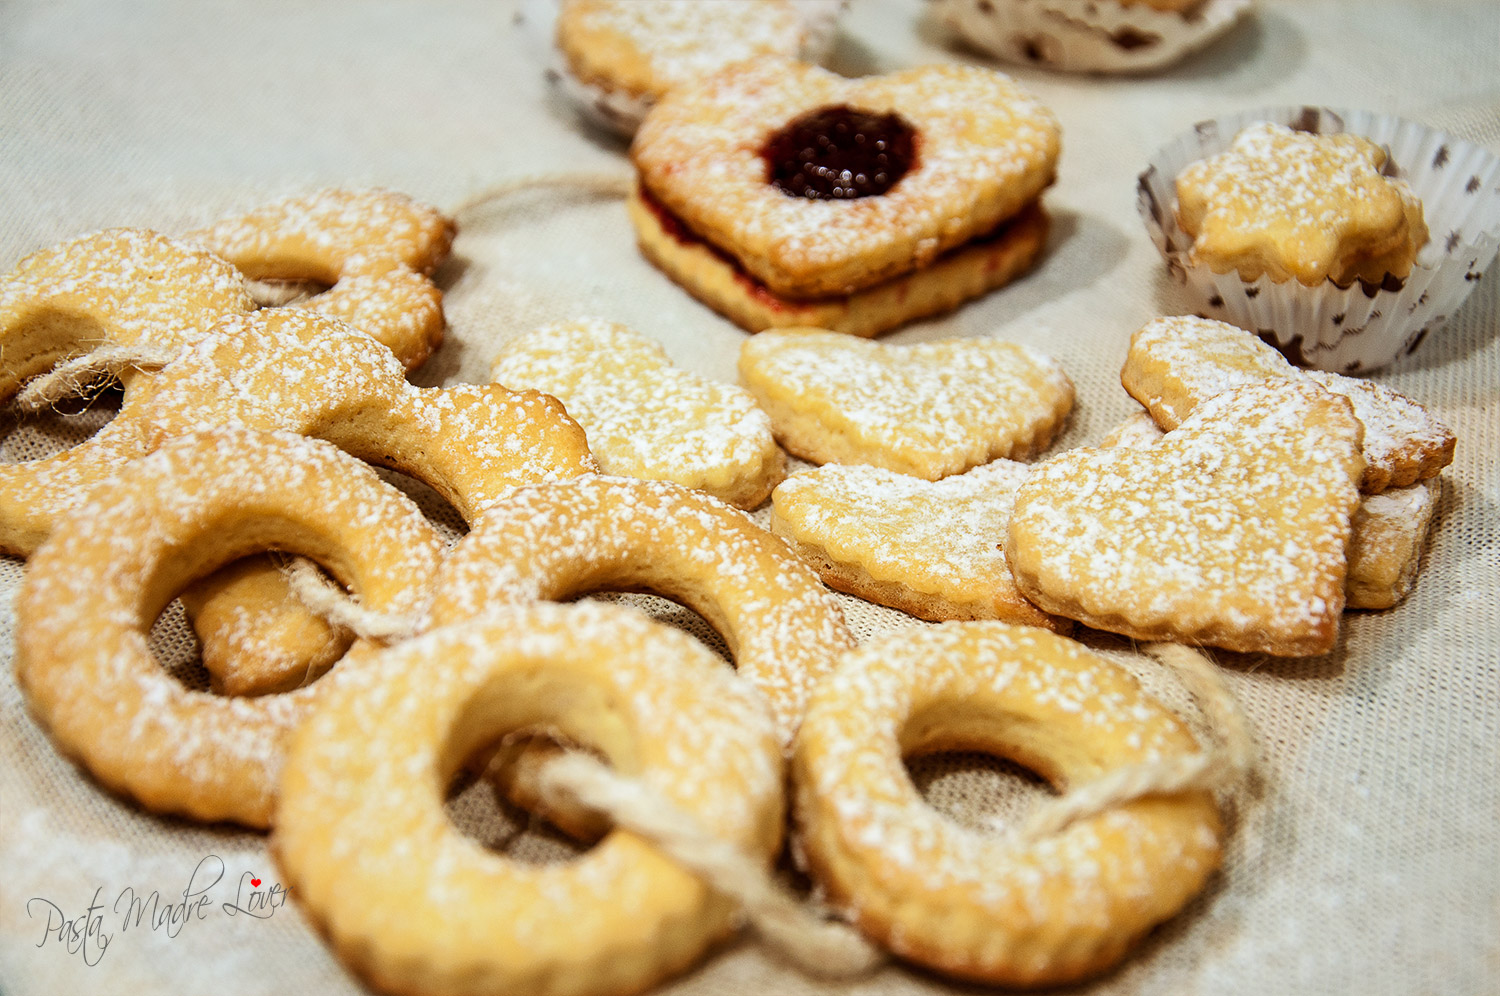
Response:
[1138,106,1500,372]
[936,0,1254,75]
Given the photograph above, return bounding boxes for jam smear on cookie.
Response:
[763,105,916,200]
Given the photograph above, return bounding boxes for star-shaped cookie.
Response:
[1175,122,1427,286]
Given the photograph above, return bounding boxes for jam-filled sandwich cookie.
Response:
[740,328,1073,480]
[491,318,784,508]
[553,0,843,137]
[1121,315,1455,493]
[769,460,1068,630]
[630,56,1060,337]
[1174,121,1427,288]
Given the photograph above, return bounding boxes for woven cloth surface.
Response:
[1,2,1497,994]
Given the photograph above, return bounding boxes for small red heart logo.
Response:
[250,878,262,888]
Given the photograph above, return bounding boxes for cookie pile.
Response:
[2,45,1464,996]
[5,188,1264,995]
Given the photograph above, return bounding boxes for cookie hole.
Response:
[177,553,355,698]
[147,551,373,700]
[243,277,330,309]
[585,591,733,666]
[372,466,469,541]
[440,669,639,866]
[907,751,1058,835]
[445,739,595,866]
[148,598,214,694]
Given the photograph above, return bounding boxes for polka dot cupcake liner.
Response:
[935,0,1254,75]
[1138,106,1500,373]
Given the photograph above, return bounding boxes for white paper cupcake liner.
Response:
[936,0,1254,75]
[530,0,847,140]
[1138,106,1500,372]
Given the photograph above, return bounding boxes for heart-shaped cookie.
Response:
[491,318,784,507]
[1006,380,1365,656]
[739,327,1073,479]
[1099,408,1442,611]
[770,459,1067,629]
[1121,315,1455,493]
[630,55,1059,335]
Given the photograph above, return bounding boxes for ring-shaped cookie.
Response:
[0,307,594,555]
[273,602,784,996]
[14,427,446,828]
[428,474,854,747]
[792,622,1223,987]
[187,188,456,370]
[0,227,253,399]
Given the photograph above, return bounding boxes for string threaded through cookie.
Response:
[533,751,884,979]
[15,344,181,412]
[450,171,633,221]
[282,556,422,642]
[1015,641,1256,842]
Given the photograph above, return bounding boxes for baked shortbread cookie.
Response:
[629,191,1049,338]
[739,328,1074,480]
[1345,476,1441,610]
[1174,121,1428,287]
[769,460,1066,629]
[490,319,784,508]
[1007,381,1366,656]
[631,56,1059,334]
[557,0,826,106]
[1100,409,1441,611]
[1121,315,1456,492]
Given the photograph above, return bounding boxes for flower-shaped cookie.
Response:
[1175,122,1427,286]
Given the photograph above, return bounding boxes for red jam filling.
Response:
[762,105,917,200]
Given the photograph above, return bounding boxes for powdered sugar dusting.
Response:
[770,460,1061,627]
[0,308,597,548]
[1007,380,1365,655]
[188,188,455,279]
[491,318,782,507]
[1124,315,1455,492]
[274,603,783,989]
[559,0,810,97]
[740,329,1074,480]
[14,427,446,827]
[0,228,253,395]
[428,474,853,745]
[632,57,1060,298]
[794,623,1220,974]
[1175,122,1426,285]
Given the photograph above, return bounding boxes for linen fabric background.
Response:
[1,2,1496,994]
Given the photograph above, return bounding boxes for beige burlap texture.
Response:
[1,2,1496,994]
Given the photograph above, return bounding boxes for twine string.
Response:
[450,171,632,221]
[532,752,884,979]
[1015,641,1256,842]
[281,557,421,642]
[15,344,181,412]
